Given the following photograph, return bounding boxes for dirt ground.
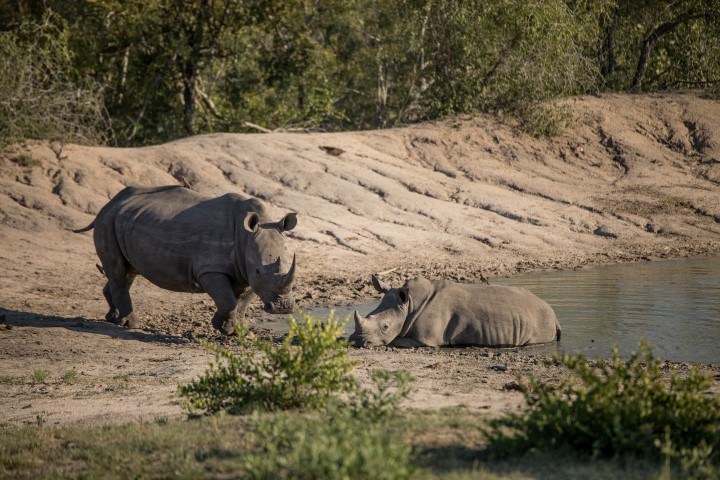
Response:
[1,92,719,427]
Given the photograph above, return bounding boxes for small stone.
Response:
[489,364,507,372]
[502,381,524,392]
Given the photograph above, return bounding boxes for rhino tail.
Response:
[71,221,95,233]
[556,321,562,341]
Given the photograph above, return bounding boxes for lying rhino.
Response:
[349,275,561,348]
[73,185,297,334]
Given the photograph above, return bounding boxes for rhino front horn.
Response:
[353,310,362,326]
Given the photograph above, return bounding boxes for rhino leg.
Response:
[233,286,254,320]
[102,282,119,323]
[105,268,139,329]
[199,273,238,335]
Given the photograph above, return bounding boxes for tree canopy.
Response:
[1,0,719,145]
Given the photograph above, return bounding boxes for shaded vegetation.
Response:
[1,1,719,144]
[0,409,673,480]
[488,342,720,477]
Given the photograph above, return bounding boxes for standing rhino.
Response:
[73,185,297,334]
[349,275,560,348]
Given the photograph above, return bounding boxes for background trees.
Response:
[1,0,719,145]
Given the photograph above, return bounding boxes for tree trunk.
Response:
[599,6,619,80]
[182,0,210,136]
[630,12,703,91]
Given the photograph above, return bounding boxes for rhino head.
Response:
[349,275,411,347]
[242,211,297,314]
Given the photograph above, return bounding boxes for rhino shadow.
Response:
[0,308,188,345]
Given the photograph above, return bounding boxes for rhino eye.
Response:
[381,324,389,332]
[255,268,261,275]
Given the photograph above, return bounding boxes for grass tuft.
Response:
[31,369,49,384]
[12,153,41,168]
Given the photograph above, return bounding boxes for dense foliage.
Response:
[180,312,356,413]
[488,342,720,476]
[1,1,720,144]
[242,411,415,480]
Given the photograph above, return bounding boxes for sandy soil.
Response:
[1,92,719,426]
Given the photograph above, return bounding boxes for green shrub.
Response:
[31,369,49,384]
[179,311,355,414]
[487,342,720,474]
[242,410,415,480]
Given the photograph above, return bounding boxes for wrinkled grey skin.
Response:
[349,275,561,348]
[73,185,297,334]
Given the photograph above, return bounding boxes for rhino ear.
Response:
[398,287,409,304]
[371,274,391,293]
[243,212,260,233]
[279,212,297,232]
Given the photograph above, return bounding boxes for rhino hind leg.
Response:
[105,268,139,329]
[200,273,239,335]
[102,282,119,323]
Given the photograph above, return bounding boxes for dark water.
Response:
[493,257,720,364]
[261,257,720,364]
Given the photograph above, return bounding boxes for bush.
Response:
[179,311,355,414]
[487,342,720,474]
[0,13,106,145]
[242,410,415,480]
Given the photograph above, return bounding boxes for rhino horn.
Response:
[371,274,390,293]
[354,310,363,326]
[283,253,296,288]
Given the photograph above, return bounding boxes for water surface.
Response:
[494,257,720,364]
[262,257,720,364]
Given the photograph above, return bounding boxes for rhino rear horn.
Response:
[283,254,296,288]
[371,274,390,293]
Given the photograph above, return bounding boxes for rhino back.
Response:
[99,186,251,291]
[411,282,558,347]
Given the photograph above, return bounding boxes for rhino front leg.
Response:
[233,285,254,321]
[199,273,239,335]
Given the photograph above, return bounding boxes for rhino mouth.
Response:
[264,297,295,314]
[348,332,380,348]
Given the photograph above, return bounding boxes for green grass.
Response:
[0,375,25,385]
[0,409,674,480]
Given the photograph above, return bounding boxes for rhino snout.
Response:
[349,310,371,347]
[264,296,295,314]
